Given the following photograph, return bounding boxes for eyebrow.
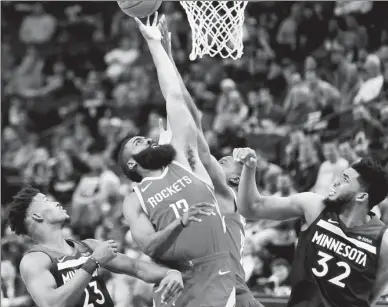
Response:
[343,173,350,180]
[131,137,141,145]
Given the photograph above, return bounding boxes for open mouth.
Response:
[328,189,336,197]
[151,143,158,148]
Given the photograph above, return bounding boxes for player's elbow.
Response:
[238,196,265,219]
[136,239,157,258]
[238,204,256,219]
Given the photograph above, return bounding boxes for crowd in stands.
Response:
[1,1,388,306]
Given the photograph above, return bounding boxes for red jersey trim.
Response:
[171,160,214,189]
[133,186,148,215]
[140,166,169,183]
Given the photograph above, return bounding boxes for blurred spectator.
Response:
[244,88,285,133]
[354,54,384,104]
[105,37,140,82]
[312,140,349,196]
[1,260,32,307]
[48,151,81,206]
[276,3,302,59]
[213,81,248,134]
[19,3,57,45]
[274,173,296,197]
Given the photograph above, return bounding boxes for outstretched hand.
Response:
[233,147,257,168]
[158,15,173,59]
[134,12,162,42]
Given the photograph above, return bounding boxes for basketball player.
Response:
[119,14,235,307]
[157,15,263,307]
[8,186,184,307]
[234,147,388,307]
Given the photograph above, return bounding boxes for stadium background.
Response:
[1,1,388,306]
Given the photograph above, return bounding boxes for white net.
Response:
[180,1,248,60]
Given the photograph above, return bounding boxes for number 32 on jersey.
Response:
[312,251,351,288]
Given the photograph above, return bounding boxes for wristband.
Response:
[89,256,100,268]
[180,217,187,228]
[167,269,181,275]
[81,258,99,276]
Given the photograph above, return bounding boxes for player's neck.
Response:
[141,167,166,181]
[339,203,370,228]
[33,226,69,253]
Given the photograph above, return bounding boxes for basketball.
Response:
[117,1,162,18]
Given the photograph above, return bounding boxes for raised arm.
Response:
[233,147,324,224]
[135,15,199,171]
[122,193,215,258]
[158,16,232,199]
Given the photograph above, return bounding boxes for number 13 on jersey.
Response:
[169,199,189,219]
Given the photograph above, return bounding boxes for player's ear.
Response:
[355,192,368,203]
[31,213,44,222]
[229,176,240,186]
[127,159,137,170]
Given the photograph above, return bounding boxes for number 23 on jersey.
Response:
[83,281,105,307]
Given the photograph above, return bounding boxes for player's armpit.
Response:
[20,252,92,307]
[370,230,388,305]
[122,193,183,258]
[203,155,234,209]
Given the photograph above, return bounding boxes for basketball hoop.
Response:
[180,1,248,60]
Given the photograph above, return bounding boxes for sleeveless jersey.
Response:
[133,161,227,262]
[27,239,114,307]
[224,187,250,295]
[288,209,388,307]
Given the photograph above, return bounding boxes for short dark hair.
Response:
[118,138,142,183]
[8,186,40,235]
[352,158,388,208]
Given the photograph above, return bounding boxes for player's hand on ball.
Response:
[156,270,184,304]
[91,240,118,265]
[233,147,257,168]
[158,15,173,59]
[181,202,216,227]
[134,12,162,41]
[158,118,173,145]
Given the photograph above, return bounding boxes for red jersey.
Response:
[133,161,227,262]
[224,188,250,295]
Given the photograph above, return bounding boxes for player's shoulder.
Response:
[290,192,325,224]
[381,229,388,253]
[124,190,141,205]
[378,229,388,270]
[123,191,144,217]
[20,251,52,275]
[289,192,324,207]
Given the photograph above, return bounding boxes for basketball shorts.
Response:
[153,252,235,307]
[236,292,265,307]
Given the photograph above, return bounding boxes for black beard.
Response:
[133,144,176,170]
[323,195,353,214]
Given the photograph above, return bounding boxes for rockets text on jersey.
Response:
[133,161,227,262]
[288,209,387,307]
[27,240,114,307]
